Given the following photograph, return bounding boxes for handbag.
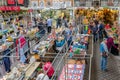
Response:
[102,52,108,58]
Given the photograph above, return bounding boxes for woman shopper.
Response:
[100,38,109,72]
[107,36,119,55]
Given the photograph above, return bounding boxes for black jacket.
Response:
[38,22,44,31]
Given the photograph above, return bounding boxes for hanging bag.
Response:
[102,52,108,58]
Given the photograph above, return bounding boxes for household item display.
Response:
[59,60,85,80]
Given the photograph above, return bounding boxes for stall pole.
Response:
[72,0,75,19]
[2,0,3,6]
[119,4,120,25]
[88,35,94,80]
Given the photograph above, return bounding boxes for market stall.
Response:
[40,33,93,80]
[74,8,118,25]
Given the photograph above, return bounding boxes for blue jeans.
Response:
[93,33,98,42]
[100,57,107,70]
[99,31,103,39]
[57,24,61,28]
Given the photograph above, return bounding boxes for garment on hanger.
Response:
[7,0,16,5]
[2,49,11,73]
[19,36,26,64]
[16,36,26,63]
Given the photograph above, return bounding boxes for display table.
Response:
[24,62,40,80]
[59,60,85,80]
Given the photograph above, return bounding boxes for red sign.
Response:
[7,0,16,5]
[0,6,20,11]
[17,0,24,5]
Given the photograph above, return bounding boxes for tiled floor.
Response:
[91,42,120,80]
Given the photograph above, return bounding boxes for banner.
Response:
[31,1,39,8]
[65,1,71,8]
[44,0,52,8]
[52,0,72,9]
[39,0,44,9]
[0,6,20,11]
[107,0,114,6]
[52,1,61,9]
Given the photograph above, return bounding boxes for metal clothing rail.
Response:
[89,35,93,80]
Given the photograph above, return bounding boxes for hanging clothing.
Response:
[16,36,26,63]
[2,49,11,73]
[7,0,16,5]
[16,36,26,48]
[19,48,26,63]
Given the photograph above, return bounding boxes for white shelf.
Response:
[24,62,40,80]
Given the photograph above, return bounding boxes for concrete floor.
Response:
[91,41,120,80]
